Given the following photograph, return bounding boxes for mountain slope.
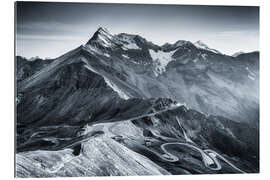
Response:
[81,28,259,123]
[16,27,259,177]
[17,135,170,177]
[16,56,53,82]
[17,46,156,151]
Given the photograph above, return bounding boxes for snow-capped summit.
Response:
[86,27,115,48]
[116,33,141,50]
[96,27,113,39]
[28,56,41,61]
[174,40,192,47]
[16,26,259,177]
[161,40,192,50]
[232,51,245,57]
[194,40,221,54]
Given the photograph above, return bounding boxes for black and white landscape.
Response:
[15,2,259,177]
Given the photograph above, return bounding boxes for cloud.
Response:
[17,22,88,32]
[16,34,87,42]
[16,21,96,43]
[216,30,259,38]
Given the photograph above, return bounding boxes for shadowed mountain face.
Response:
[16,27,259,177]
[16,56,53,82]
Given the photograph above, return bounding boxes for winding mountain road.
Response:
[161,142,222,170]
[33,104,245,174]
[103,106,246,173]
[203,149,246,173]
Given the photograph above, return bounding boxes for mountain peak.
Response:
[232,51,245,57]
[29,56,42,61]
[86,27,114,47]
[194,40,207,48]
[174,40,192,47]
[161,40,192,51]
[194,40,221,54]
[96,27,110,34]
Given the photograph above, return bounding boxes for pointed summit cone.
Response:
[86,27,115,48]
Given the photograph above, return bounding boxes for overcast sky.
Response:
[16,2,259,58]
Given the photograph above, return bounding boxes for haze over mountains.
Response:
[16,27,259,177]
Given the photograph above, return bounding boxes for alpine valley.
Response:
[16,27,259,177]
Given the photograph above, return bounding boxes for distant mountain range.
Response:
[16,27,259,177]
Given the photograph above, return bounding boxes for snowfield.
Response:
[149,48,178,75]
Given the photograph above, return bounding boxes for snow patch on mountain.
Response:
[104,53,110,57]
[82,60,129,99]
[16,97,20,105]
[232,51,245,57]
[81,57,100,75]
[174,40,191,47]
[161,40,192,50]
[201,53,208,60]
[86,27,116,48]
[85,44,103,54]
[122,54,129,59]
[194,40,221,54]
[123,43,141,50]
[117,34,141,50]
[84,45,111,58]
[97,33,112,47]
[84,64,99,74]
[28,56,41,61]
[248,75,255,81]
[104,77,129,100]
[149,49,178,75]
[246,67,255,76]
[246,67,256,81]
